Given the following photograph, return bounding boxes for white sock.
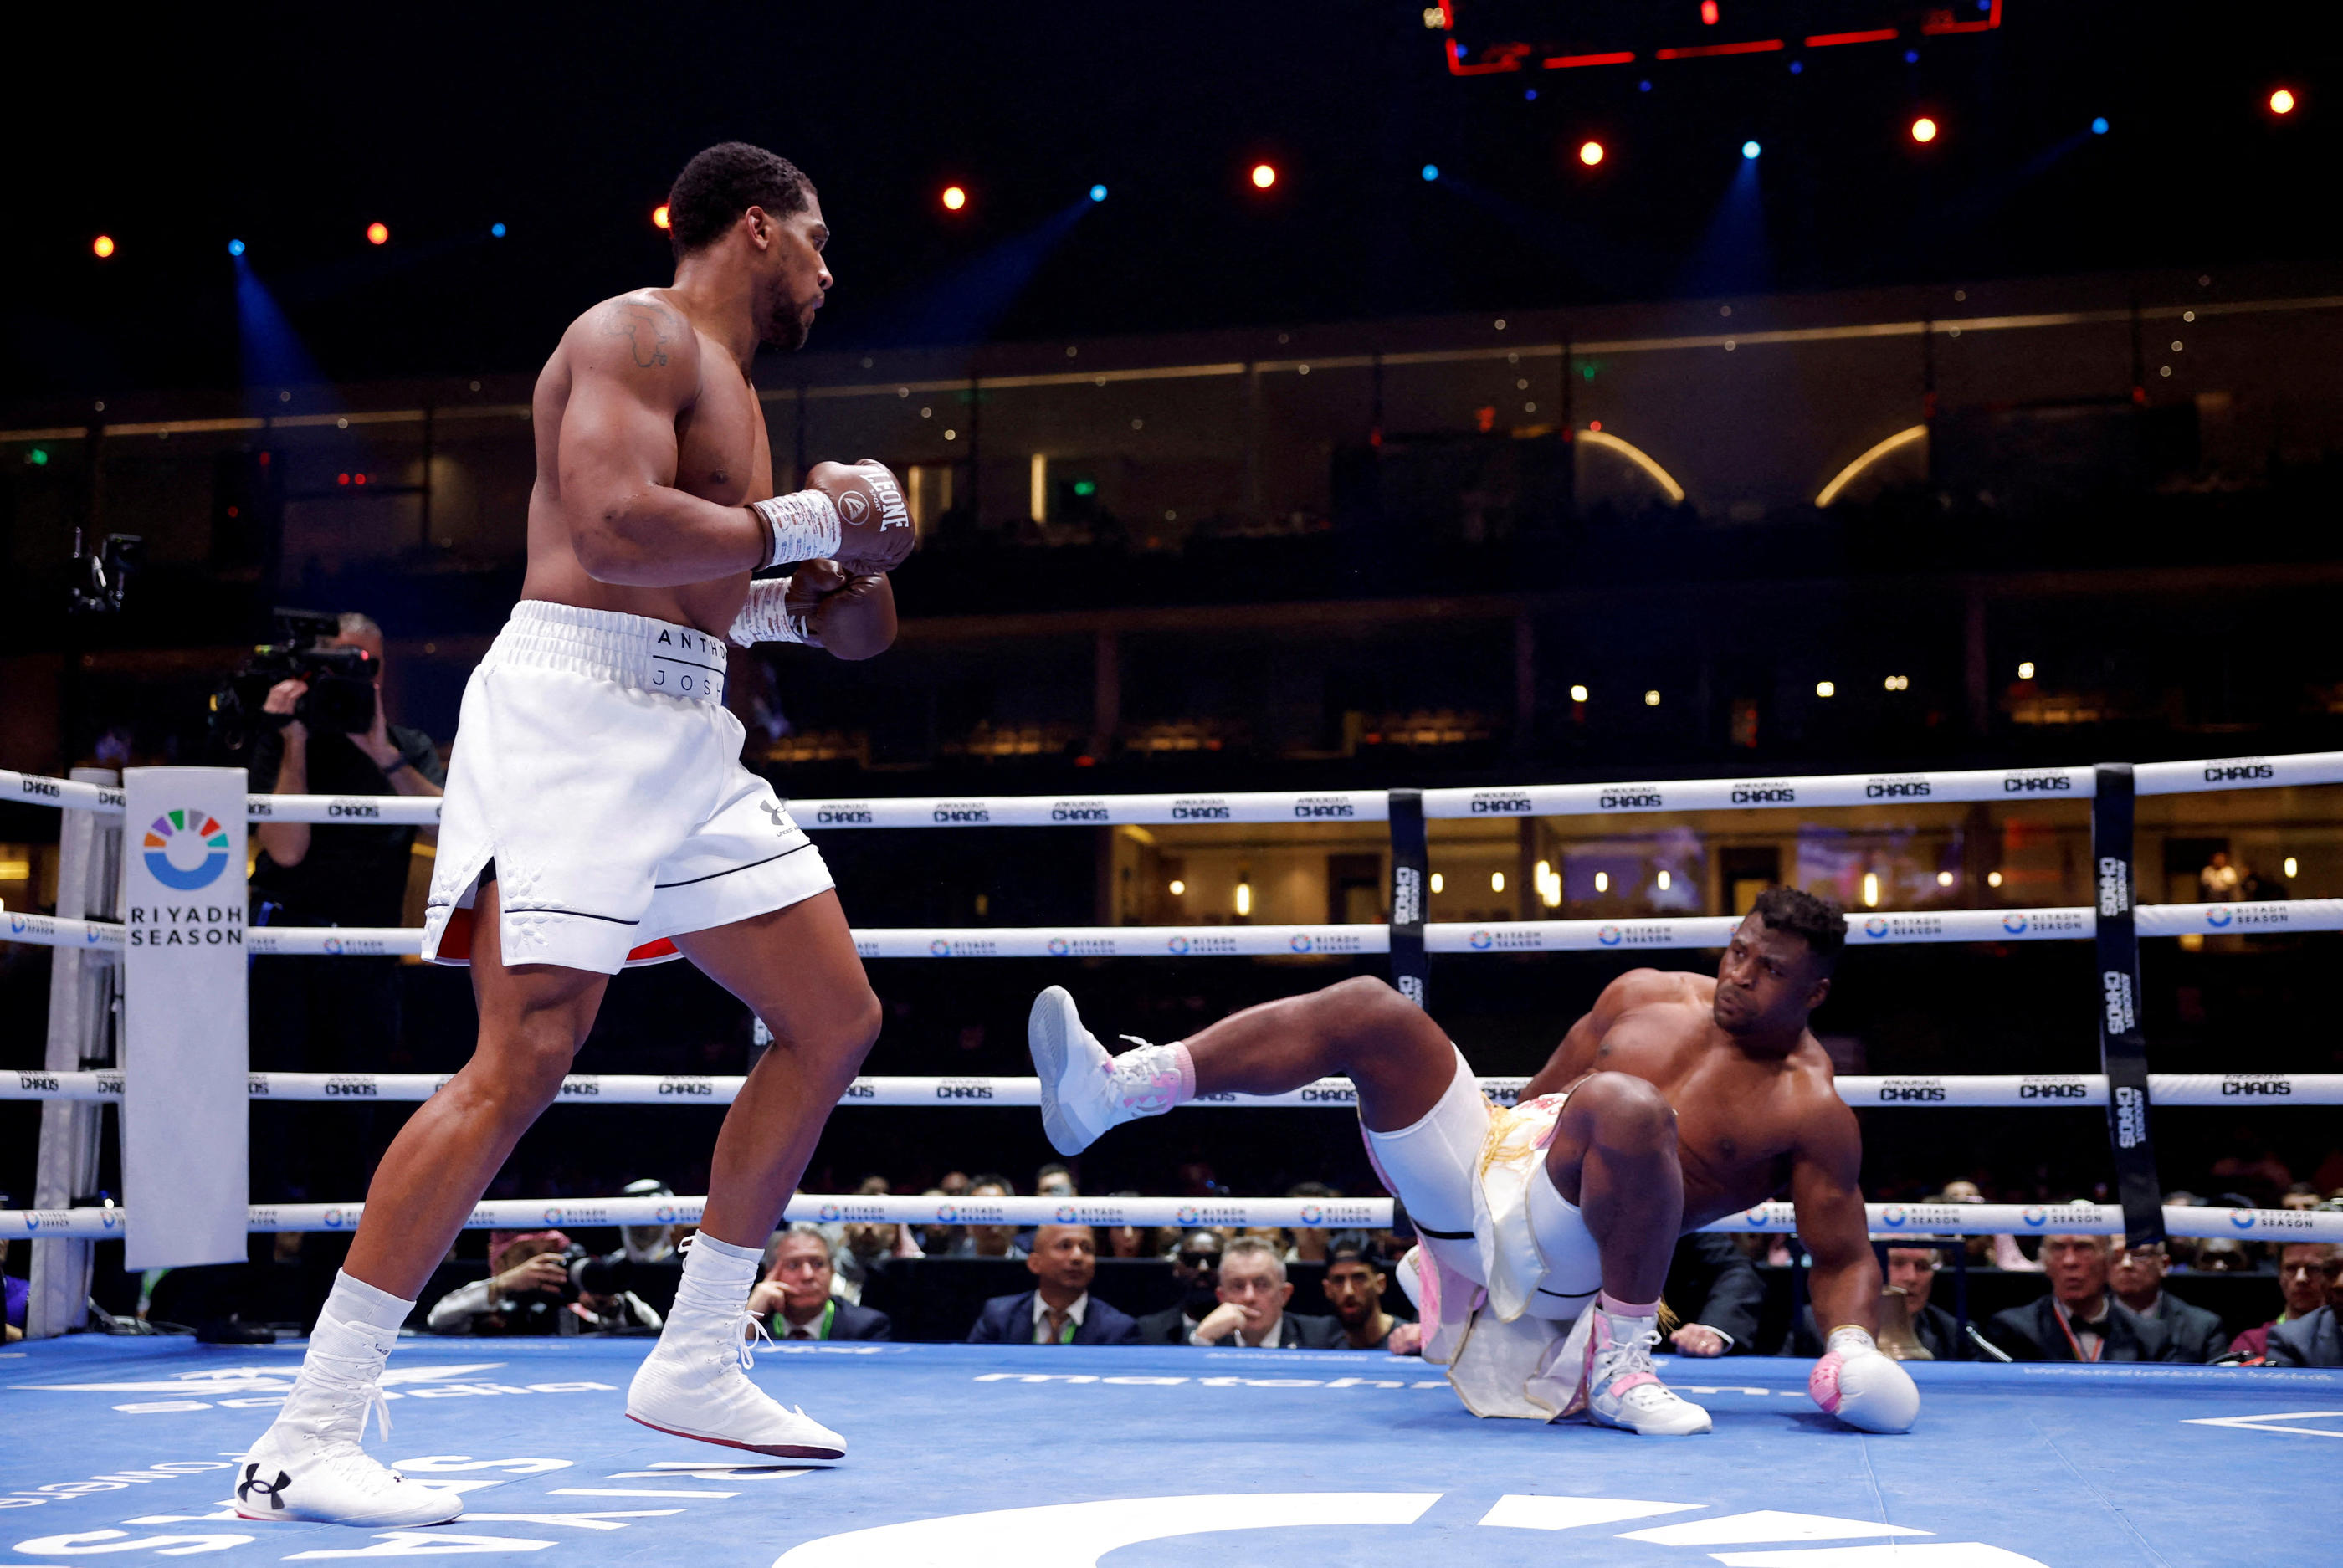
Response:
[671,1232,761,1316]
[323,1270,413,1335]
[1108,1039,1196,1120]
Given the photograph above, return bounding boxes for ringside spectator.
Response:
[1986,1233,2171,1362]
[1661,1233,1766,1357]
[960,1173,1025,1259]
[1136,1231,1223,1345]
[967,1225,1137,1345]
[1189,1237,1342,1348]
[427,1231,660,1336]
[1791,1241,1976,1361]
[2110,1243,2224,1362]
[2232,1242,2342,1361]
[751,1226,890,1341]
[1321,1242,1405,1350]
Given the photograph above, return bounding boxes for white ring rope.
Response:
[7,747,2340,828]
[3,1196,2335,1242]
[8,899,2340,956]
[7,1069,2337,1107]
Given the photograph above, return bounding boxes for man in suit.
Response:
[751,1227,891,1341]
[967,1224,1138,1345]
[2110,1242,2224,1362]
[2230,1242,2341,1360]
[1660,1233,1767,1356]
[1987,1232,2171,1362]
[1136,1231,1223,1345]
[2266,1299,2342,1366]
[1791,1241,1978,1361]
[1188,1237,1345,1348]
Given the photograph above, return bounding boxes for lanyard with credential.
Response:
[2053,1302,2103,1364]
[773,1299,835,1340]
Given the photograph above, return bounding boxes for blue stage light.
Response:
[1421,164,1439,182]
[2090,116,2109,135]
[1742,141,1761,160]
[228,238,245,257]
[1638,79,1652,92]
[1089,184,1107,202]
[1789,59,1803,74]
[491,221,508,237]
[1524,89,1537,101]
[1904,49,1919,63]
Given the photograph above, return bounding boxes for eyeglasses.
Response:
[1177,1253,1219,1269]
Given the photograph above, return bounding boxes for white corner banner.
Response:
[120,767,249,1268]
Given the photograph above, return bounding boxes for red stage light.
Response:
[1250,162,1278,190]
[1578,140,1606,167]
[366,222,389,245]
[1700,1,1720,23]
[1910,115,1939,143]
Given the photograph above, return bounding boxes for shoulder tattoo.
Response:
[603,300,678,369]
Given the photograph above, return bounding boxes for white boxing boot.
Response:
[1560,1302,1713,1436]
[1028,985,1194,1157]
[627,1235,845,1459]
[234,1313,463,1525]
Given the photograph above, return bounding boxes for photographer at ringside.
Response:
[247,612,444,1212]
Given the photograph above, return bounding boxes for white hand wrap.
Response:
[727,577,819,648]
[750,489,841,571]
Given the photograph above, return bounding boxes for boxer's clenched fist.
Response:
[749,459,915,574]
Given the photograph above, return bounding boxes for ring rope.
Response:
[4,1196,2335,1242]
[6,899,2337,957]
[7,1069,2336,1107]
[6,746,2340,828]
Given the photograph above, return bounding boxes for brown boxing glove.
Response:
[805,459,917,574]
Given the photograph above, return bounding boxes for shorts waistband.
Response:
[484,600,730,704]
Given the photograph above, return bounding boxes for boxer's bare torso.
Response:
[1524,966,1859,1230]
[520,288,772,638]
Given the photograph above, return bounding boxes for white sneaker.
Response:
[1572,1308,1712,1436]
[627,1306,845,1458]
[1029,986,1187,1156]
[235,1315,464,1526]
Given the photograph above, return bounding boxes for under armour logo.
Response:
[238,1464,292,1509]
[760,801,788,832]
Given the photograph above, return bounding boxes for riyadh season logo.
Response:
[934,1204,959,1222]
[818,1203,843,1222]
[1597,925,1623,946]
[2229,1211,2257,1231]
[1048,937,1071,956]
[1177,1206,1202,1225]
[1880,1206,1909,1227]
[1166,936,1191,955]
[2021,1207,2048,1227]
[143,807,230,890]
[1469,930,1494,951]
[2002,913,2030,935]
[1055,1205,1078,1222]
[930,939,952,956]
[1300,1204,1324,1225]
[2206,907,2233,929]
[1289,934,1314,954]
[1864,916,1889,939]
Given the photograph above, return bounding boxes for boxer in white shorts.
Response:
[238,142,918,1528]
[1025,886,1922,1440]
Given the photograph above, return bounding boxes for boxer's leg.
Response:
[1540,1072,1683,1301]
[668,889,882,1249]
[1536,1072,1709,1434]
[621,890,874,1459]
[1030,975,1457,1157]
[343,879,609,1297]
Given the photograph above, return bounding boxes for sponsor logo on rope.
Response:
[15,1073,59,1092]
[1390,866,1422,926]
[2221,1077,2291,1096]
[1293,796,1356,819]
[1876,1079,1946,1102]
[1050,801,1109,822]
[2097,856,2131,917]
[2202,760,2275,782]
[936,1080,995,1101]
[1597,922,1679,947]
[1048,937,1070,956]
[1465,926,1543,951]
[2206,906,2233,928]
[323,1076,377,1098]
[844,1079,876,1099]
[815,803,874,825]
[326,801,380,819]
[2020,1079,2091,1099]
[1881,1206,1909,1227]
[1166,935,1191,955]
[1864,916,1889,939]
[2002,771,2074,793]
[931,802,991,824]
[141,807,230,891]
[323,1207,355,1229]
[1289,934,1314,953]
[1731,781,1796,805]
[1599,787,1664,811]
[2229,1211,2257,1231]
[559,1078,600,1097]
[2113,1084,2149,1148]
[2102,971,2137,1035]
[1300,1085,1357,1104]
[1469,792,1533,815]
[1469,930,1493,950]
[1177,1206,1200,1225]
[2022,1207,2049,1227]
[1172,798,1232,821]
[2003,913,2029,935]
[657,1077,713,1096]
[934,1204,958,1222]
[1300,1205,1323,1225]
[818,1204,843,1222]
[18,776,60,798]
[1865,776,1932,798]
[1055,1205,1078,1222]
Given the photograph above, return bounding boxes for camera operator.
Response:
[425,1231,662,1336]
[246,612,445,1213]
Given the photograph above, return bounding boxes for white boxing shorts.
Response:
[419,600,834,975]
[1363,1052,1603,1320]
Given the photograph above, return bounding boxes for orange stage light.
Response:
[1578,140,1605,167]
[1910,116,1939,143]
[92,235,115,259]
[652,204,671,230]
[2270,88,2297,115]
[941,185,967,211]
[1250,162,1278,190]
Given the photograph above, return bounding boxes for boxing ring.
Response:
[7,751,2343,1566]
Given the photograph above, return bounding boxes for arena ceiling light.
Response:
[651,203,671,230]
[1910,115,1939,143]
[92,235,115,259]
[1578,139,1606,166]
[1249,162,1279,190]
[941,185,967,212]
[2269,87,2297,115]
[366,222,389,246]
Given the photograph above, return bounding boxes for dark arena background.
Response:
[3,6,2342,1565]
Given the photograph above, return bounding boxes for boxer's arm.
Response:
[1521,967,1680,1098]
[558,297,766,587]
[1790,1096,1881,1336]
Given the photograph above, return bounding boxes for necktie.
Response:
[790,1325,813,1340]
[1044,1309,1069,1344]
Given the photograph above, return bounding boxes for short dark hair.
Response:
[1751,885,1845,967]
[667,142,812,258]
[968,1171,1014,1196]
[1326,1238,1381,1269]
